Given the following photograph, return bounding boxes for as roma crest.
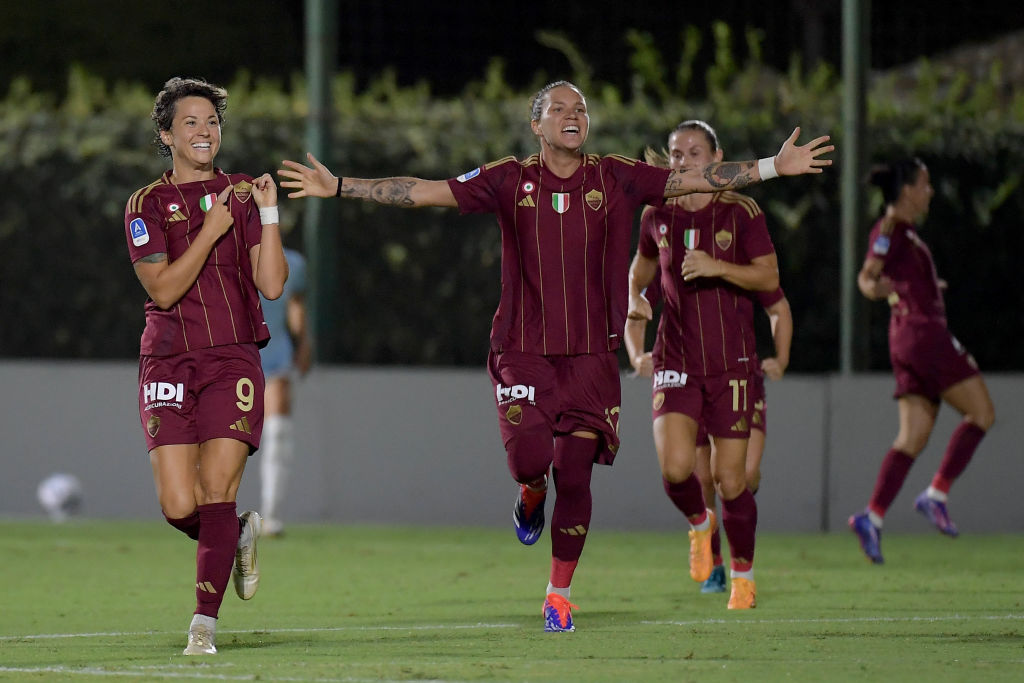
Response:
[506,404,523,425]
[585,189,603,211]
[147,415,161,438]
[233,180,253,203]
[715,229,733,251]
[652,392,665,411]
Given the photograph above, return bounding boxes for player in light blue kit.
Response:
[259,247,312,537]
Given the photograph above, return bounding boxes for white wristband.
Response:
[259,206,279,225]
[758,156,778,180]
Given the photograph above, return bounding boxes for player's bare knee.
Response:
[715,477,746,501]
[967,404,995,431]
[160,495,196,520]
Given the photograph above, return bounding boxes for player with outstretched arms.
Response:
[280,81,831,630]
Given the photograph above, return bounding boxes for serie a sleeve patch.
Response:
[456,167,482,183]
[130,217,150,246]
[872,235,890,255]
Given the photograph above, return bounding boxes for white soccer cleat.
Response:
[183,623,217,655]
[232,510,262,600]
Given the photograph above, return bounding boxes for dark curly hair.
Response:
[151,77,227,158]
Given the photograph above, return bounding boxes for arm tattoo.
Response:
[340,178,417,207]
[702,162,756,190]
[138,252,167,264]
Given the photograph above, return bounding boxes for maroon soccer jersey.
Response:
[124,169,269,356]
[448,154,670,356]
[864,217,946,324]
[638,193,775,376]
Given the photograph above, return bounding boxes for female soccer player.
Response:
[627,119,783,609]
[124,77,288,654]
[625,265,792,595]
[848,157,995,564]
[279,82,831,630]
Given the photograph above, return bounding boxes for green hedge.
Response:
[2,28,1022,371]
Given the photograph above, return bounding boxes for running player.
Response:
[848,157,995,564]
[125,77,288,654]
[279,82,832,630]
[259,247,312,537]
[628,119,782,609]
[626,268,792,595]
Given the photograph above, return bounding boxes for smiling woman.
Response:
[276,79,832,633]
[123,76,289,656]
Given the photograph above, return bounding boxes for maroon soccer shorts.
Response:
[889,320,979,402]
[138,343,265,453]
[488,349,622,465]
[651,368,754,440]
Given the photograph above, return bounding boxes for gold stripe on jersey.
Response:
[603,153,639,166]
[484,155,519,171]
[578,162,592,352]
[128,178,164,214]
[521,154,540,168]
[201,177,240,346]
[595,161,613,351]
[532,162,547,353]
[716,191,762,218]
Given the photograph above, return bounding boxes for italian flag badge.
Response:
[683,229,699,249]
[552,193,570,214]
[199,193,218,212]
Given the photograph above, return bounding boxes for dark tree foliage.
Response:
[1,31,1022,371]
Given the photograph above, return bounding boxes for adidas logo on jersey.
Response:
[731,416,749,432]
[518,195,536,207]
[229,417,252,434]
[168,210,187,222]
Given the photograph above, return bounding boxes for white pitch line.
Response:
[0,622,518,642]
[642,613,1024,626]
[0,666,467,683]
[2,614,1022,642]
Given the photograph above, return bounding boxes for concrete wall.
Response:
[1,361,1020,532]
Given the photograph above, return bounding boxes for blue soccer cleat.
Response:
[701,564,727,593]
[848,511,884,564]
[914,491,959,537]
[513,485,546,545]
[543,593,577,632]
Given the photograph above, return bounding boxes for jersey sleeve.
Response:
[756,286,785,309]
[124,190,167,264]
[608,156,671,208]
[638,206,660,259]
[446,157,515,215]
[863,216,906,267]
[737,199,775,261]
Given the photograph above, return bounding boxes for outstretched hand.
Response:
[278,153,338,199]
[773,127,834,177]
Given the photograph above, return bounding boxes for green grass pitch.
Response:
[0,521,1021,682]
